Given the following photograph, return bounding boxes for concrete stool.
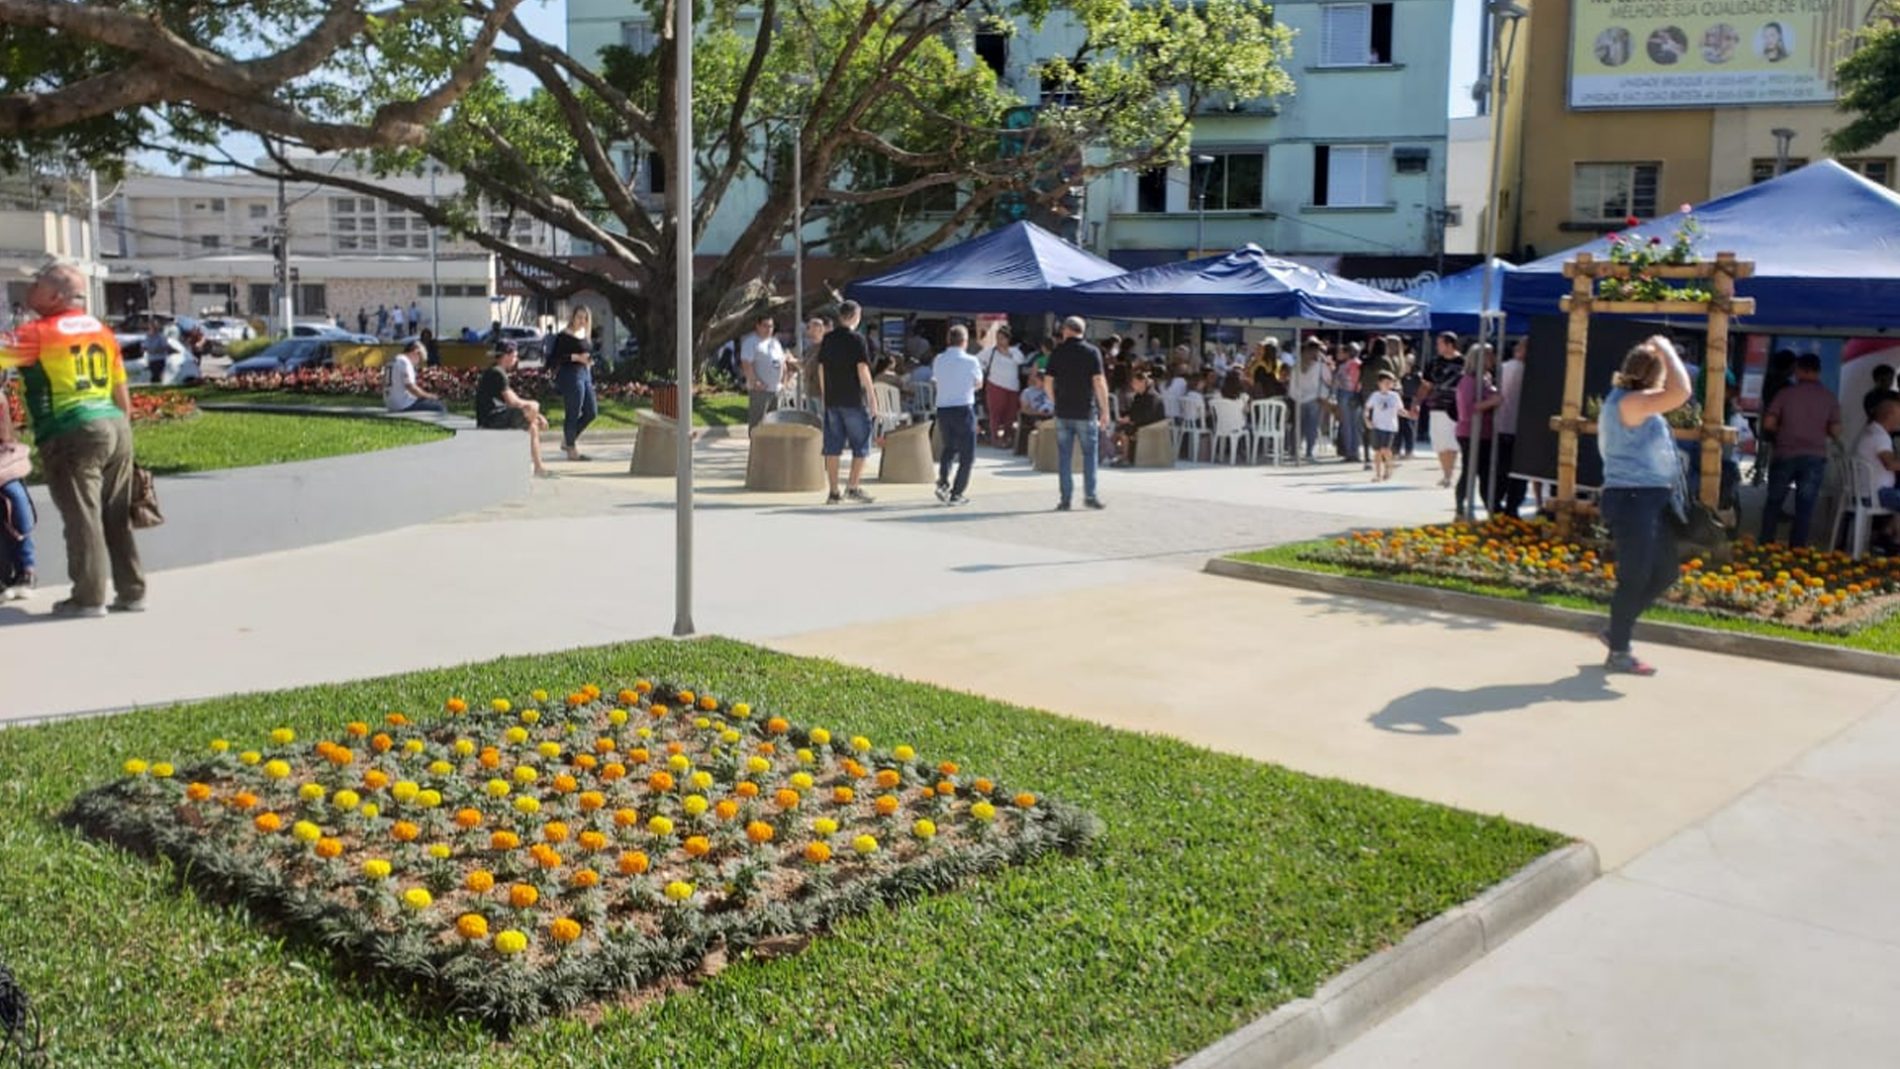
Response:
[878,421,934,483]
[1134,421,1175,468]
[629,411,680,476]
[1030,423,1085,473]
[745,423,827,491]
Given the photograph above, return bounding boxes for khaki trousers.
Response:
[40,417,145,608]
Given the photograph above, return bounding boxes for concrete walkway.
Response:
[4,438,1897,1066]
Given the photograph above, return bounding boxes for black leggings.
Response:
[1601,487,1678,653]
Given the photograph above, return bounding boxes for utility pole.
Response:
[428,164,442,334]
[787,73,814,405]
[276,147,294,336]
[86,169,104,313]
[672,0,696,638]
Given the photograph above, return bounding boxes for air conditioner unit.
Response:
[1393,146,1431,174]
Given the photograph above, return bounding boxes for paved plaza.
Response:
[5,438,1898,1066]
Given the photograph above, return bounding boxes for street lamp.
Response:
[1191,153,1216,257]
[786,73,814,402]
[1467,0,1527,521]
[427,163,441,336]
[672,0,696,637]
[1771,128,1796,177]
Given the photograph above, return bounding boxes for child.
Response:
[1363,371,1404,482]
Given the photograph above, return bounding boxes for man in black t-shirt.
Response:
[1046,315,1111,510]
[815,300,880,504]
[475,343,550,477]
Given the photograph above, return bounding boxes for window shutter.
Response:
[1320,5,1373,66]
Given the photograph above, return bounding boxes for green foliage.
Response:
[127,412,446,478]
[1829,3,1900,154]
[0,639,1561,1068]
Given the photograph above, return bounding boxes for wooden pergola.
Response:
[1547,251,1757,537]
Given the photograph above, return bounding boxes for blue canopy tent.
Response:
[844,220,1125,315]
[1059,244,1429,329]
[1502,160,1900,329]
[1400,258,1523,335]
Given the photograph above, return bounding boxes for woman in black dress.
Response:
[547,307,599,460]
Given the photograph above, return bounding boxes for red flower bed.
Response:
[7,379,195,429]
[207,367,665,406]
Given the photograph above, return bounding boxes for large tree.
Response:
[1,0,1292,373]
[1829,1,1900,154]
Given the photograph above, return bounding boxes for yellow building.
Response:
[1513,0,1897,259]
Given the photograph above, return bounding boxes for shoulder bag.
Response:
[130,465,165,529]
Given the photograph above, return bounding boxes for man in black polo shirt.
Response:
[815,300,881,504]
[1046,315,1111,510]
[475,342,551,477]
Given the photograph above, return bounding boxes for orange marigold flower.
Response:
[577,791,606,812]
[371,733,394,754]
[466,869,496,893]
[551,774,579,794]
[627,748,650,765]
[874,795,900,817]
[774,789,801,810]
[937,762,960,776]
[569,867,601,889]
[803,841,832,864]
[454,807,484,829]
[491,830,522,851]
[613,807,640,828]
[478,748,502,769]
[1013,792,1038,809]
[714,799,740,821]
[231,790,259,810]
[325,746,354,767]
[875,769,901,790]
[618,689,640,706]
[617,849,652,876]
[735,781,760,798]
[566,692,588,708]
[675,690,695,705]
[647,771,676,793]
[765,717,790,735]
[665,741,684,756]
[254,812,283,833]
[832,787,856,805]
[314,837,345,859]
[509,883,539,909]
[445,698,468,715]
[543,821,570,844]
[843,759,868,778]
[683,835,711,858]
[549,917,583,944]
[634,680,654,695]
[185,782,214,803]
[345,721,371,738]
[574,754,599,772]
[972,778,994,794]
[391,821,421,843]
[698,696,718,711]
[757,742,777,756]
[936,781,957,796]
[601,762,627,781]
[594,737,618,754]
[386,713,410,727]
[456,913,489,940]
[648,703,670,718]
[530,844,563,869]
[577,831,608,853]
[364,770,391,790]
[745,821,775,844]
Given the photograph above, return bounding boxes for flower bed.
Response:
[65,678,1097,1028]
[205,367,671,406]
[1310,517,1900,634]
[7,380,196,431]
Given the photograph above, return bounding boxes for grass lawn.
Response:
[179,387,751,429]
[0,639,1562,1069]
[21,412,446,482]
[1236,542,1900,657]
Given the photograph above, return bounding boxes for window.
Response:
[249,235,270,251]
[330,196,380,252]
[199,235,222,250]
[189,282,233,297]
[248,203,269,220]
[975,27,1008,79]
[1319,3,1394,66]
[1136,167,1169,213]
[1039,62,1085,107]
[248,283,273,316]
[1189,152,1266,211]
[1841,157,1894,187]
[294,283,327,315]
[192,199,227,213]
[620,19,657,53]
[1750,157,1809,184]
[1393,146,1431,174]
[1312,144,1390,207]
[1571,162,1660,222]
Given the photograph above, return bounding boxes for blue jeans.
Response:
[1335,389,1363,461]
[1056,418,1100,504]
[1,478,34,579]
[822,406,872,457]
[1600,486,1678,653]
[1760,454,1828,546]
[402,398,447,413]
[557,365,598,449]
[1296,400,1322,458]
[936,406,976,496]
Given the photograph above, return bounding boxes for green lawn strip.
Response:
[131,412,448,478]
[1235,542,1900,657]
[0,639,1562,1069]
[177,387,749,429]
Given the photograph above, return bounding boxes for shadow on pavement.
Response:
[1291,593,1505,633]
[1368,667,1621,736]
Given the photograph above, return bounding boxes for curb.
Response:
[1178,842,1599,1069]
[1204,557,1900,682]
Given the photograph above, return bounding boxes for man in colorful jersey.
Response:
[0,263,145,617]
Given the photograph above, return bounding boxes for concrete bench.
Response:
[745,422,827,491]
[878,421,935,483]
[1134,421,1175,468]
[629,411,680,476]
[1030,422,1086,473]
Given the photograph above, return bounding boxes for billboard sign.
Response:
[1568,0,1864,109]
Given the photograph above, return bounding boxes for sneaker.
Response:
[109,598,147,614]
[845,487,875,504]
[51,599,105,619]
[1084,497,1105,510]
[948,494,972,506]
[2,569,31,601]
[1605,651,1657,676]
[934,482,950,504]
[825,492,842,505]
[1055,500,1072,511]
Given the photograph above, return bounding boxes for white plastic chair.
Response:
[1839,458,1895,559]
[1208,397,1252,464]
[909,381,937,418]
[872,382,908,435]
[1176,393,1208,462]
[1250,398,1288,466]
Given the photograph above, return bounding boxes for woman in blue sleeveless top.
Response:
[1597,335,1693,675]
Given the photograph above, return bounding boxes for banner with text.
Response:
[1568,0,1864,108]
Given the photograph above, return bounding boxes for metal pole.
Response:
[277,150,294,337]
[672,0,695,637]
[792,118,804,406]
[1465,3,1521,522]
[86,169,103,312]
[429,165,441,336]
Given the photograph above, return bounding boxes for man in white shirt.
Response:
[390,303,407,338]
[740,314,787,428]
[384,340,446,413]
[932,324,984,505]
[1854,397,1900,513]
[980,324,1025,446]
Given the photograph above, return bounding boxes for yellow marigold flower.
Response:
[514,796,542,816]
[912,819,937,840]
[690,771,714,791]
[809,728,831,746]
[263,760,292,780]
[333,789,362,811]
[314,837,344,859]
[185,782,213,803]
[291,820,322,843]
[453,739,476,758]
[720,729,742,745]
[531,688,550,703]
[850,735,872,753]
[416,790,442,809]
[609,708,630,726]
[428,843,452,860]
[537,741,561,760]
[402,888,433,910]
[362,858,392,880]
[804,841,832,864]
[503,727,529,746]
[509,883,539,909]
[647,815,675,836]
[512,765,538,785]
[239,751,262,766]
[852,834,879,856]
[795,748,815,765]
[520,708,541,725]
[732,702,752,719]
[549,917,583,944]
[618,851,650,876]
[745,821,775,844]
[295,783,323,804]
[427,760,453,777]
[673,795,707,819]
[666,753,691,773]
[457,913,489,940]
[812,817,839,837]
[790,772,815,791]
[150,762,174,779]
[663,880,694,902]
[683,835,712,858]
[494,929,528,955]
[693,716,712,730]
[270,728,296,746]
[970,801,997,823]
[745,756,771,775]
[254,812,283,833]
[121,759,149,777]
[402,739,425,756]
[894,745,916,762]
[485,779,511,798]
[360,803,381,819]
[209,739,231,753]
[635,726,654,740]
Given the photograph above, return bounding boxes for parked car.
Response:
[290,322,378,344]
[197,317,256,344]
[229,338,335,376]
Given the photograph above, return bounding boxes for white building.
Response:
[0,208,104,316]
[102,162,565,335]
